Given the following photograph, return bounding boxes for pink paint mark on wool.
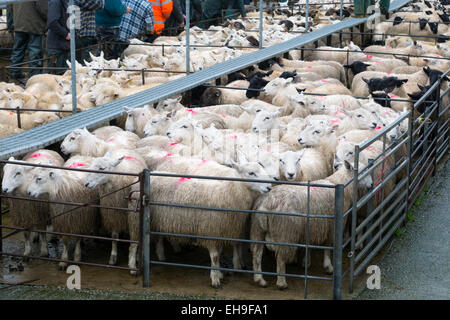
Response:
[375,126,382,130]
[366,55,373,59]
[68,162,86,168]
[169,142,179,146]
[366,145,375,151]
[186,109,198,114]
[307,66,312,69]
[221,114,227,118]
[321,79,328,83]
[106,138,116,143]
[330,119,340,124]
[123,156,137,161]
[229,135,238,140]
[25,153,47,160]
[178,177,191,183]
[375,60,382,63]
[386,72,391,76]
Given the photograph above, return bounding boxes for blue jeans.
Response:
[96,26,127,60]
[47,49,70,75]
[10,32,43,78]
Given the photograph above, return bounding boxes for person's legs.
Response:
[27,34,44,77]
[96,26,120,60]
[10,32,29,79]
[46,49,69,75]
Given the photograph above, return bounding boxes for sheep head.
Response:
[278,150,305,181]
[60,127,91,155]
[84,155,123,189]
[2,158,33,194]
[27,167,57,198]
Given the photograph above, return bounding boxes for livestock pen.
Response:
[1,0,449,300]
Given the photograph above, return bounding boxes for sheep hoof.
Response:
[325,267,334,275]
[257,280,268,288]
[211,283,221,289]
[130,270,138,277]
[277,283,288,290]
[109,255,117,265]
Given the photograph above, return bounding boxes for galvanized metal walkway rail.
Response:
[0,0,411,160]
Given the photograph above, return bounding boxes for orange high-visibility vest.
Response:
[148,0,173,34]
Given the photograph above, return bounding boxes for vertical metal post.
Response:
[69,0,77,113]
[304,181,311,299]
[405,111,413,213]
[0,180,3,254]
[340,0,343,21]
[259,0,263,49]
[16,107,21,129]
[305,0,309,31]
[333,184,344,300]
[432,79,441,176]
[349,145,360,293]
[142,169,151,287]
[185,0,191,74]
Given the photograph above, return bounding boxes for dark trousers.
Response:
[47,49,70,75]
[96,26,126,60]
[75,36,97,63]
[10,32,43,78]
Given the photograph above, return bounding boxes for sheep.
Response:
[84,149,147,265]
[199,80,250,106]
[1,150,64,259]
[150,156,273,288]
[0,111,60,130]
[60,127,140,157]
[0,124,23,139]
[250,159,373,289]
[26,156,99,270]
[278,149,330,181]
[92,126,124,141]
[124,105,154,137]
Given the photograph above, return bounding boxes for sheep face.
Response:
[297,122,330,147]
[155,97,182,112]
[257,151,281,181]
[334,141,356,170]
[55,78,72,95]
[84,157,122,189]
[27,168,55,197]
[199,88,222,107]
[345,108,379,130]
[263,78,293,96]
[232,161,273,194]
[95,87,120,106]
[252,110,279,133]
[278,150,305,181]
[335,151,374,190]
[144,114,171,136]
[60,129,87,155]
[1,159,32,194]
[166,118,195,143]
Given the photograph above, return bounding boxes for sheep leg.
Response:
[232,244,243,270]
[302,249,311,268]
[128,243,138,276]
[323,249,333,274]
[251,242,267,288]
[74,239,82,263]
[171,241,181,253]
[208,246,223,289]
[276,255,288,290]
[109,231,119,265]
[156,237,166,261]
[59,238,69,271]
[39,232,48,257]
[23,231,32,261]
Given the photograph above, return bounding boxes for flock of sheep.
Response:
[1,0,449,290]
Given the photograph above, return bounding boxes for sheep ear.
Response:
[8,156,15,162]
[49,171,56,179]
[176,96,182,103]
[33,119,44,124]
[123,106,131,113]
[344,160,353,170]
[112,157,124,167]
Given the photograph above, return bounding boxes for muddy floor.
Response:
[0,204,384,300]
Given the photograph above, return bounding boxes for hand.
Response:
[126,6,131,14]
[66,33,70,40]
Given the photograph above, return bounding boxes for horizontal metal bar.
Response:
[0,252,138,271]
[356,189,407,247]
[149,171,337,187]
[355,178,407,234]
[151,231,333,250]
[354,201,406,265]
[353,211,405,277]
[0,225,138,244]
[150,201,335,219]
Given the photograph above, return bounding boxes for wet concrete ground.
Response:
[357,160,450,300]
